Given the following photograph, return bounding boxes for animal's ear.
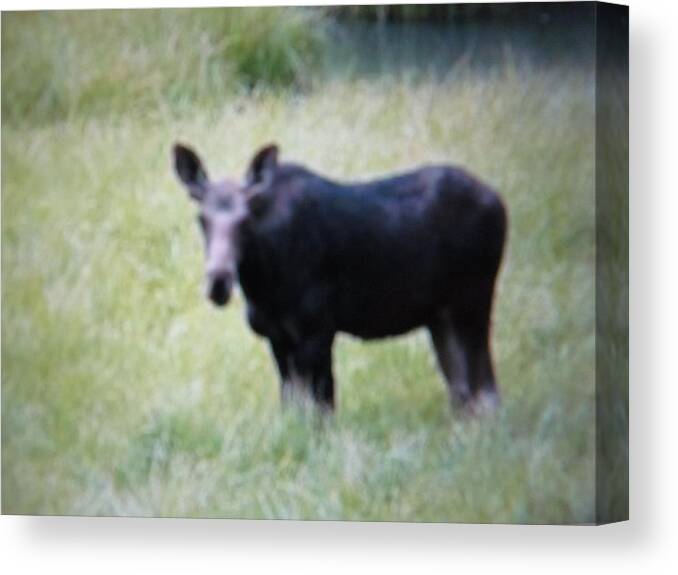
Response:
[173,143,209,201]
[246,144,279,187]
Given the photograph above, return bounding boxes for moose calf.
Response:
[174,143,506,413]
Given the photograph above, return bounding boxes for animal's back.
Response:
[266,164,506,339]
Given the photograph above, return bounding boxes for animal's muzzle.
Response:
[206,272,233,307]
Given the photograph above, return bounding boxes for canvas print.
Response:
[1,2,628,524]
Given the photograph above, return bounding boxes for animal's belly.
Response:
[339,318,425,340]
[334,288,438,339]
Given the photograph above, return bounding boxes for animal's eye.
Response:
[197,214,208,233]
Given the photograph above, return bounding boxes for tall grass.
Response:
[1,9,326,126]
[1,9,601,523]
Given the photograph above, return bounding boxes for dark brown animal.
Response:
[174,143,507,413]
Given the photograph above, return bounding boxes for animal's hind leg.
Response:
[428,316,473,409]
[458,327,499,412]
[453,279,500,411]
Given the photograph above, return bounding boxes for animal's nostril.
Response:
[207,274,232,306]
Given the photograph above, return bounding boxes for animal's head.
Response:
[173,142,279,307]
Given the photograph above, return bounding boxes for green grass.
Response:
[1,9,326,126]
[2,10,599,523]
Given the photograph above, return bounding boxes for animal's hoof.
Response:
[467,391,500,416]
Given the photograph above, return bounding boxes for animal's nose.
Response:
[206,270,233,307]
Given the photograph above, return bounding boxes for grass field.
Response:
[2,10,601,523]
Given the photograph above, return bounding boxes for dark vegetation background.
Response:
[1,3,626,522]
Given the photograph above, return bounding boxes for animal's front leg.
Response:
[269,338,300,404]
[290,333,336,412]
